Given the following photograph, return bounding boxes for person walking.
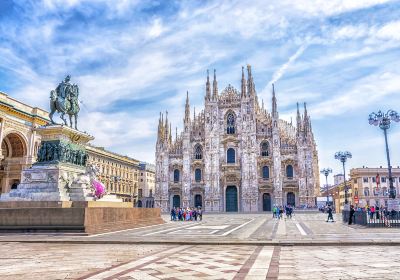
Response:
[348,205,355,225]
[326,205,334,222]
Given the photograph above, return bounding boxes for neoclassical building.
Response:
[0,91,48,194]
[155,66,319,212]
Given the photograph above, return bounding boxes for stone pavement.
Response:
[1,242,400,280]
[1,213,400,279]
[1,213,399,244]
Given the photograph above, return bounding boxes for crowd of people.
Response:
[272,205,294,219]
[170,207,203,221]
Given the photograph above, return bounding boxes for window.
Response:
[226,112,235,134]
[363,177,368,183]
[262,166,270,179]
[286,165,294,178]
[174,169,180,182]
[372,177,376,183]
[227,148,235,163]
[381,177,386,183]
[194,144,203,160]
[195,169,202,182]
[373,188,379,196]
[138,189,143,198]
[149,189,153,197]
[382,187,388,196]
[261,142,269,157]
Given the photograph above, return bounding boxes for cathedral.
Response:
[155,66,319,212]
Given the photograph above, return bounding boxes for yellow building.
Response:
[321,179,352,212]
[0,91,48,193]
[350,167,400,207]
[86,145,140,203]
[137,162,155,207]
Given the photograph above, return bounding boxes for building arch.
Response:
[173,169,180,182]
[262,166,270,179]
[227,148,235,164]
[1,131,29,158]
[286,164,294,178]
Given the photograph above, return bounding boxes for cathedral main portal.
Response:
[225,186,238,212]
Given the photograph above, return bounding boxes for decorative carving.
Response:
[37,140,87,166]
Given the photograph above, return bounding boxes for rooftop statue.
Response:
[49,75,80,130]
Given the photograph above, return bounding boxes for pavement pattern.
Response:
[1,243,400,279]
[1,213,400,279]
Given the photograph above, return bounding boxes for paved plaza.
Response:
[1,213,400,279]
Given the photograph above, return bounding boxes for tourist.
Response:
[279,206,283,219]
[375,205,380,220]
[272,206,277,218]
[370,205,375,220]
[348,205,355,225]
[170,208,176,221]
[198,207,203,221]
[326,205,334,222]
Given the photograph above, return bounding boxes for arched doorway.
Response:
[262,193,271,211]
[137,200,142,208]
[172,195,180,208]
[1,132,27,193]
[226,186,238,212]
[287,192,295,206]
[194,194,202,208]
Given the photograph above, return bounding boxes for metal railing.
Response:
[343,210,400,227]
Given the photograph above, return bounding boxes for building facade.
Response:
[137,162,155,207]
[155,66,319,212]
[86,145,140,203]
[350,167,400,208]
[0,91,48,194]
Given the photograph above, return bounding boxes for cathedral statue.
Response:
[49,75,80,130]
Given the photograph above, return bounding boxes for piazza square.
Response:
[0,1,400,279]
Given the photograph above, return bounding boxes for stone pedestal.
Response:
[0,125,96,202]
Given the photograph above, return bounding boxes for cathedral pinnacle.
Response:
[247,65,254,96]
[212,69,218,100]
[184,91,190,123]
[272,83,278,118]
[241,66,246,97]
[206,69,211,100]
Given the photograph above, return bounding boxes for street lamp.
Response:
[335,151,352,206]
[369,110,400,199]
[320,168,332,205]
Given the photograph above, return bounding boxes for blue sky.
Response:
[1,0,400,185]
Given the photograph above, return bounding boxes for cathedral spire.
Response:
[212,69,218,100]
[193,106,196,121]
[175,127,178,141]
[169,122,172,144]
[165,110,169,141]
[247,65,254,96]
[241,66,246,97]
[296,102,301,136]
[206,69,211,101]
[184,91,190,123]
[272,83,278,118]
[304,102,309,135]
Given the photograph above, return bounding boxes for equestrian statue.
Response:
[49,75,80,130]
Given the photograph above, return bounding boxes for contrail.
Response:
[265,44,308,91]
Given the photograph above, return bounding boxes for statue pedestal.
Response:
[0,125,100,202]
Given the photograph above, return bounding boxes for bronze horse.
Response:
[49,84,80,130]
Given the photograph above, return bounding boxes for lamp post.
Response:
[320,168,332,205]
[335,151,352,206]
[369,110,400,199]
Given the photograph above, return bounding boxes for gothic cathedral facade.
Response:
[155,66,319,212]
